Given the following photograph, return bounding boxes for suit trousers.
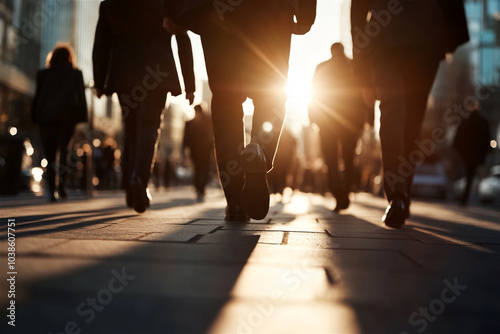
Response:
[319,128,358,202]
[372,49,440,201]
[200,6,293,205]
[40,123,75,193]
[119,89,167,188]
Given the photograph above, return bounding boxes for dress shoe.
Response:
[240,143,269,220]
[49,192,58,202]
[59,186,68,200]
[382,196,407,228]
[225,205,250,222]
[333,196,350,213]
[129,175,151,213]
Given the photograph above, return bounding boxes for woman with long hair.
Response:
[32,43,88,201]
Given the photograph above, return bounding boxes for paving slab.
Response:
[0,188,499,333]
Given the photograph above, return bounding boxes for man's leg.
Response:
[201,30,248,219]
[372,53,409,227]
[131,89,167,185]
[319,129,342,200]
[340,130,359,209]
[126,89,167,213]
[40,125,58,200]
[58,124,75,198]
[403,55,440,205]
[119,96,139,191]
[373,55,407,200]
[246,7,292,170]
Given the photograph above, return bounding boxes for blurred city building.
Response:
[0,0,42,193]
[429,0,500,159]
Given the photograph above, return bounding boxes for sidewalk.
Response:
[1,187,499,333]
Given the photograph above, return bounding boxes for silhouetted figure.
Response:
[309,43,370,212]
[32,44,88,202]
[351,0,469,227]
[93,0,195,213]
[453,108,492,206]
[164,0,317,221]
[268,127,297,197]
[183,104,214,202]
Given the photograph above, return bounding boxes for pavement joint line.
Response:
[10,253,252,266]
[95,224,114,230]
[184,219,202,225]
[281,231,289,245]
[323,232,420,241]
[132,232,154,241]
[397,250,425,269]
[208,226,224,234]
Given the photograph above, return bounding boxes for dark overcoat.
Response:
[93,0,195,96]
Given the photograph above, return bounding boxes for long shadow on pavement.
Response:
[1,202,259,333]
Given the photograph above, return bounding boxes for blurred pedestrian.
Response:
[164,0,317,221]
[453,105,492,206]
[309,43,370,212]
[31,43,88,202]
[93,0,195,213]
[351,0,469,227]
[183,104,214,202]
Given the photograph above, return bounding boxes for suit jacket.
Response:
[31,64,88,125]
[93,0,195,95]
[309,55,368,135]
[351,0,469,67]
[162,0,316,35]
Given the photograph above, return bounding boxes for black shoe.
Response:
[129,175,151,213]
[59,187,68,200]
[382,196,407,228]
[49,192,58,203]
[240,143,269,220]
[333,196,350,213]
[225,206,250,222]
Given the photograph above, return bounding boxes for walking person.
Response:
[309,43,370,212]
[93,0,195,213]
[163,0,317,221]
[453,105,492,206]
[31,43,88,202]
[351,0,469,227]
[183,104,213,202]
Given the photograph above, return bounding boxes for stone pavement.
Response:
[1,187,499,334]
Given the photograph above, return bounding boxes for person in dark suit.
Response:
[183,104,213,202]
[453,105,492,206]
[163,0,317,221]
[93,0,195,213]
[309,43,370,212]
[351,0,469,227]
[32,43,88,202]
